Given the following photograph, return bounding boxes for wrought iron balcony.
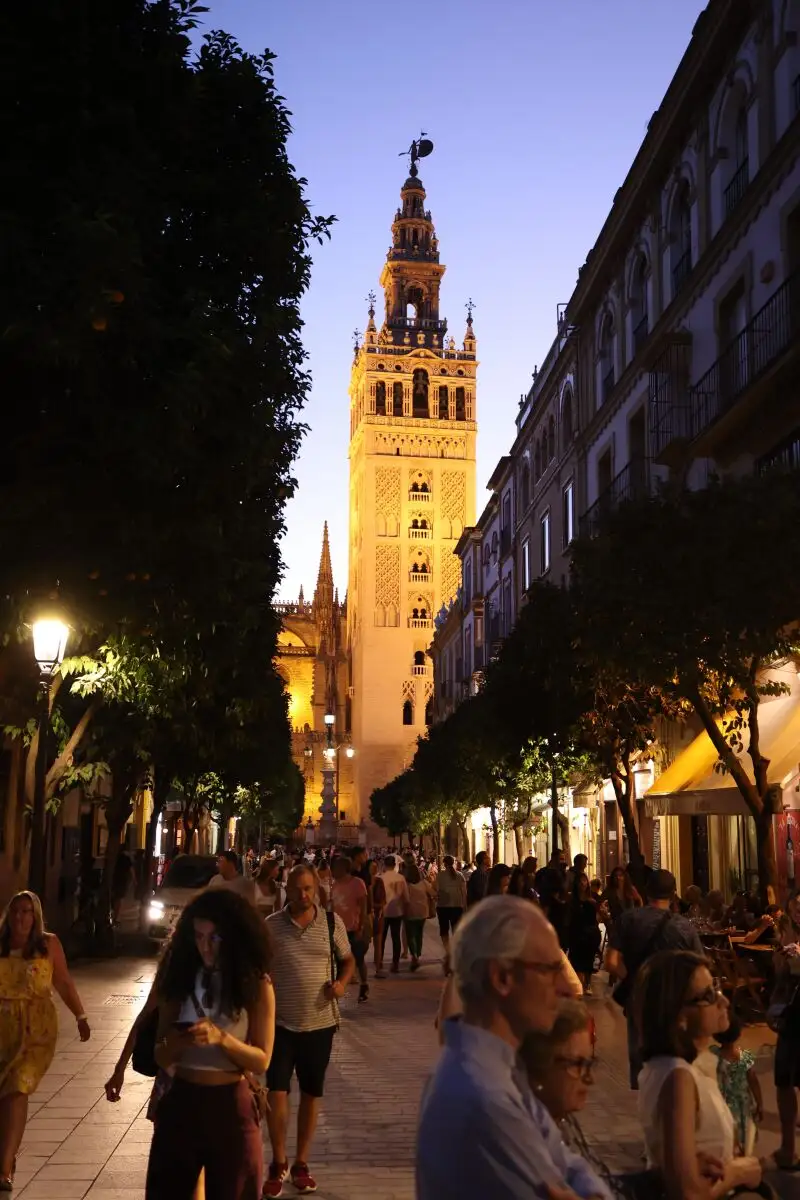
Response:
[724,158,749,218]
[648,337,692,462]
[632,313,649,356]
[579,457,652,539]
[672,248,692,295]
[757,428,800,475]
[688,270,800,442]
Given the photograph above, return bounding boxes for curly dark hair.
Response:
[634,948,710,1065]
[157,888,271,1015]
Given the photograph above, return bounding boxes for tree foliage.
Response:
[0,0,331,898]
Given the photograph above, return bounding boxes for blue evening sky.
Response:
[205,0,705,600]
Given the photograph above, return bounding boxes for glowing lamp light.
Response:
[324,713,335,726]
[32,618,69,676]
[345,747,355,759]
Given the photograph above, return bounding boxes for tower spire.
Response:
[313,522,335,652]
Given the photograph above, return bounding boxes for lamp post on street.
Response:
[28,616,69,896]
[318,713,355,843]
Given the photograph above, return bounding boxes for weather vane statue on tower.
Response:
[399,131,434,177]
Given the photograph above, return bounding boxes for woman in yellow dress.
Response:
[0,890,91,1190]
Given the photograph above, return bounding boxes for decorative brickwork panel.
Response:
[402,679,416,701]
[375,545,400,608]
[424,679,435,702]
[441,471,466,521]
[441,547,461,605]
[375,467,401,518]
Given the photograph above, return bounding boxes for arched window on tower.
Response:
[438,386,449,419]
[414,650,426,666]
[375,380,386,416]
[393,380,403,412]
[455,387,466,420]
[413,369,429,419]
[402,700,414,726]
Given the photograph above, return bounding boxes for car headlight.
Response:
[148,902,165,920]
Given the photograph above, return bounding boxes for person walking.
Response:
[379,855,409,974]
[465,850,491,908]
[434,855,466,975]
[208,850,258,906]
[605,868,703,1088]
[417,896,610,1199]
[0,891,91,1191]
[144,889,274,1200]
[255,859,284,918]
[264,864,354,1197]
[330,855,369,1002]
[567,873,601,995]
[404,860,433,972]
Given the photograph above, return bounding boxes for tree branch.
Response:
[45,697,102,799]
[690,687,762,814]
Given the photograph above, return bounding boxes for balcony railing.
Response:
[391,316,448,333]
[649,337,693,461]
[579,457,652,539]
[601,365,615,404]
[409,570,430,584]
[757,428,800,475]
[688,270,800,442]
[409,490,431,502]
[632,313,649,356]
[408,617,432,629]
[672,247,692,295]
[409,526,431,539]
[412,664,431,676]
[724,158,749,218]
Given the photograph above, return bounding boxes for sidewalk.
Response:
[11,937,800,1198]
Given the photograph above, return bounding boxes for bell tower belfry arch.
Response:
[347,148,478,822]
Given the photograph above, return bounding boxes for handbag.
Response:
[189,987,269,1122]
[612,912,672,1012]
[131,1006,159,1078]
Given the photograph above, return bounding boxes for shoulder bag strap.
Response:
[632,911,672,973]
[325,911,340,1030]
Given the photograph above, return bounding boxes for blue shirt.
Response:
[416,1021,611,1200]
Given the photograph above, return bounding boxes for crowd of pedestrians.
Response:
[4,844,797,1199]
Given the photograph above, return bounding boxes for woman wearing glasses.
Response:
[634,949,762,1199]
[145,888,275,1200]
[520,999,595,1127]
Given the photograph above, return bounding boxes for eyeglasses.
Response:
[513,958,565,978]
[554,1055,596,1081]
[686,980,724,1007]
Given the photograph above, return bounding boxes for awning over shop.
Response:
[645,684,800,819]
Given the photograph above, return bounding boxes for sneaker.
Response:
[291,1162,317,1194]
[263,1161,289,1197]
[358,983,369,1003]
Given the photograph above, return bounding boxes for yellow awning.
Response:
[645,685,800,818]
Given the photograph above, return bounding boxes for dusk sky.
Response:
[207,0,706,600]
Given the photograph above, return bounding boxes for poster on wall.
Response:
[775,811,800,894]
[652,819,662,871]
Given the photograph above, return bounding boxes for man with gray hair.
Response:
[416,895,611,1199]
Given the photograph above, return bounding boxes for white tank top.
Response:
[177,969,249,1072]
[638,1056,734,1168]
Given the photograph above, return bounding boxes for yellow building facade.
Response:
[347,163,477,820]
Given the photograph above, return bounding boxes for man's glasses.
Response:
[513,959,565,978]
[554,1055,595,1081]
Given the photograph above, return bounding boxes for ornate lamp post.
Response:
[28,616,69,895]
[318,714,338,843]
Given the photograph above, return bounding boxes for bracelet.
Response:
[76,1013,88,1022]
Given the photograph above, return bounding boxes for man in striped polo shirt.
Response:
[264,864,354,1197]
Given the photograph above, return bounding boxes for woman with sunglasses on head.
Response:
[145,888,274,1200]
[634,949,763,1199]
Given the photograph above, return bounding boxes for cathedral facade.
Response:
[346,162,477,819]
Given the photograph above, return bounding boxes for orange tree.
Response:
[570,469,800,903]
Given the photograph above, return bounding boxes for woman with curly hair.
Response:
[0,890,90,1191]
[145,888,274,1200]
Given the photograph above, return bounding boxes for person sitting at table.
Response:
[681,884,706,921]
[739,905,781,946]
[705,889,727,928]
[726,892,756,934]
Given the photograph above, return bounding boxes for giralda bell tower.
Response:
[347,143,477,822]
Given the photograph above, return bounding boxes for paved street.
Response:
[11,926,800,1198]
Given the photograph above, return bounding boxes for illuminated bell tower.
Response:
[347,149,478,822]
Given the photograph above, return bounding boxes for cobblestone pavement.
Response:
[12,927,800,1198]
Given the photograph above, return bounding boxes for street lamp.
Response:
[28,615,69,895]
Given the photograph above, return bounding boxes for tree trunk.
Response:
[98,773,135,953]
[614,776,646,893]
[755,808,778,906]
[456,816,470,863]
[489,800,500,863]
[556,812,571,862]
[514,825,525,864]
